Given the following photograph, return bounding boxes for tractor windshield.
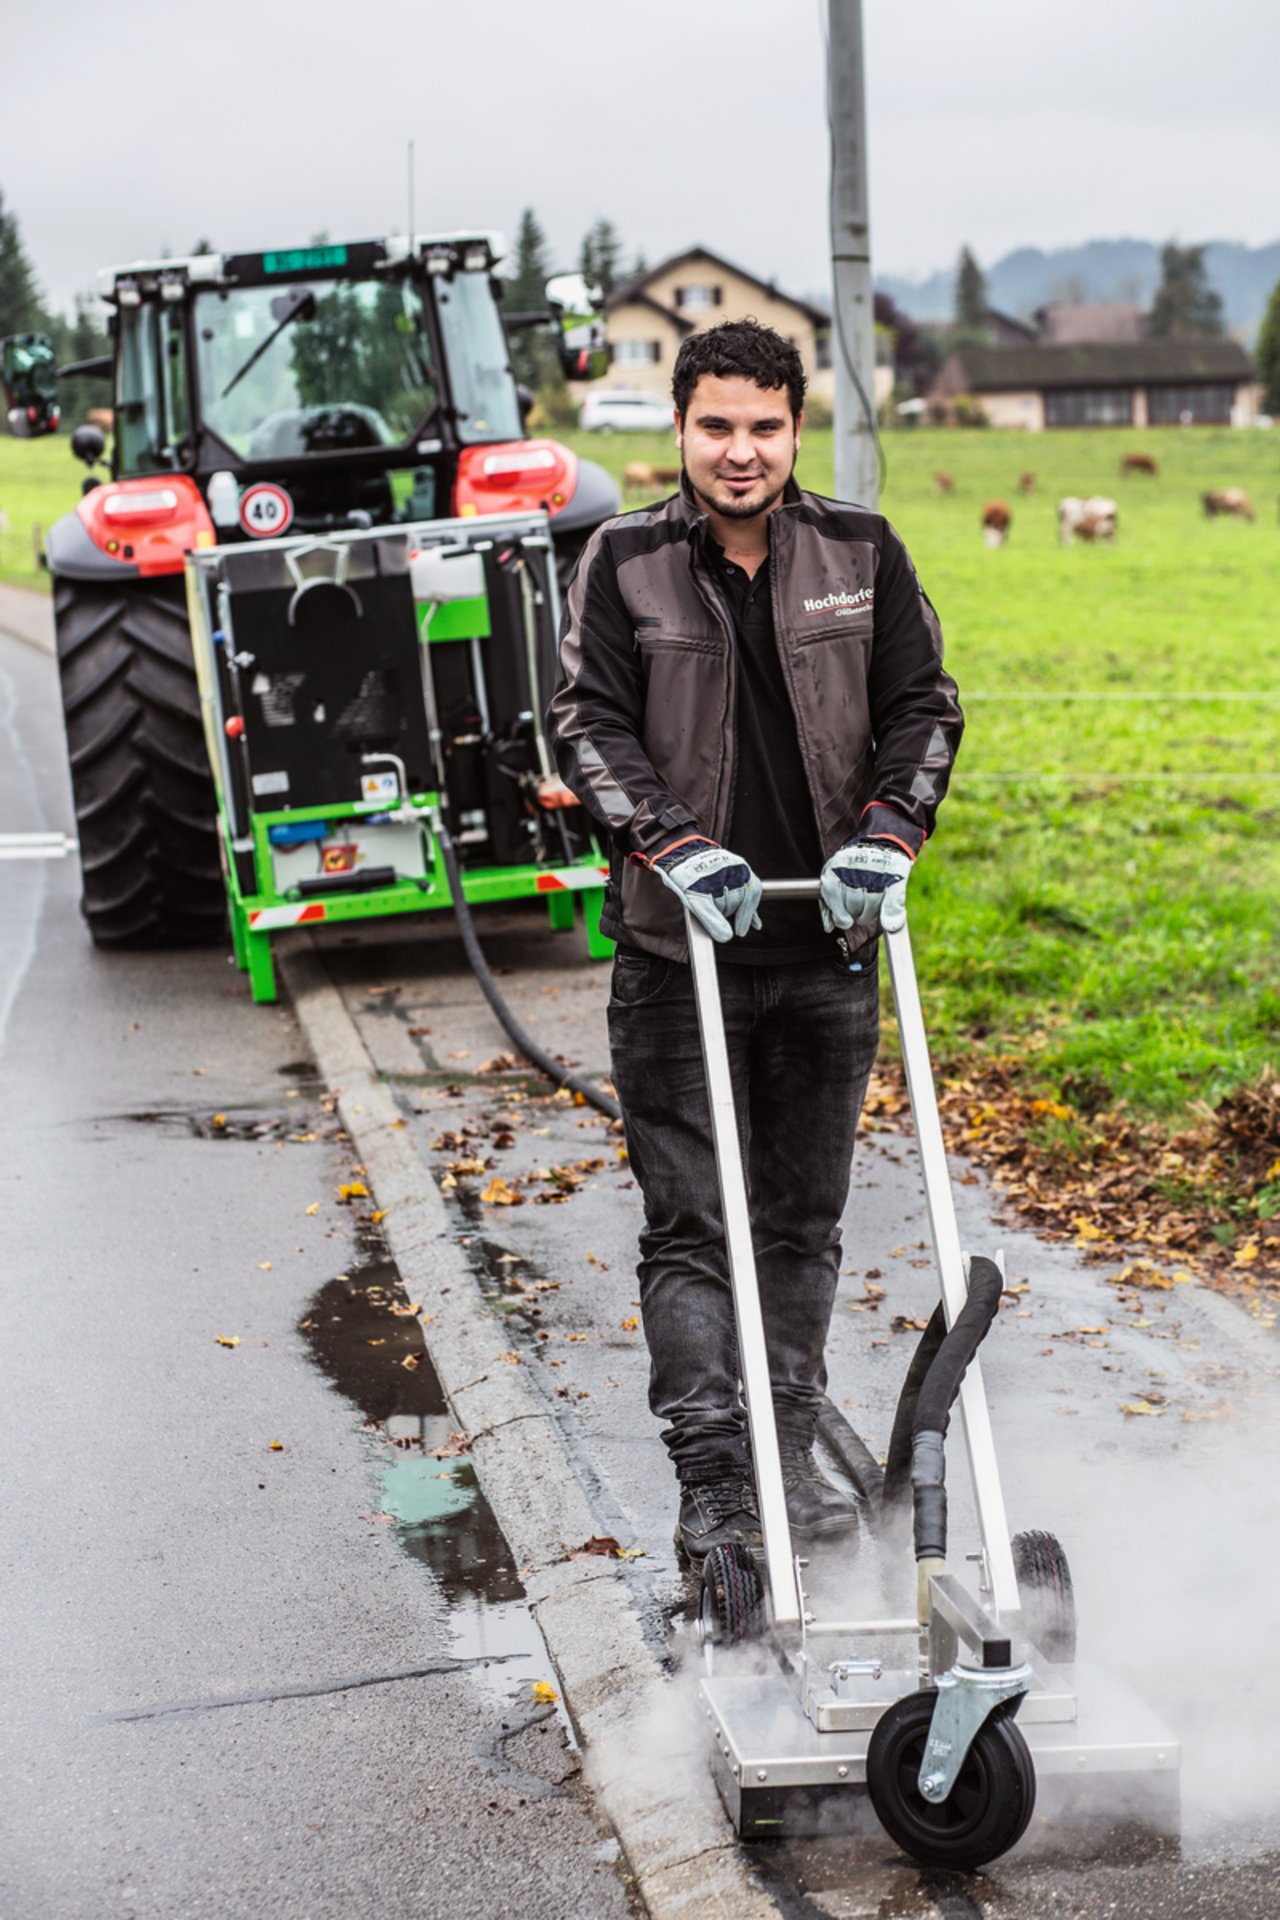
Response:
[193,277,438,461]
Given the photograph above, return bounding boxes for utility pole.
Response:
[827,1,879,508]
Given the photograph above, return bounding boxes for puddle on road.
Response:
[299,1261,546,1702]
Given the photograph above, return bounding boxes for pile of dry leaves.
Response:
[861,1061,1280,1296]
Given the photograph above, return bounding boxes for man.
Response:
[548,320,962,1567]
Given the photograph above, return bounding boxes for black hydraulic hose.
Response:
[435,816,622,1122]
[881,1303,947,1517]
[906,1255,1005,1563]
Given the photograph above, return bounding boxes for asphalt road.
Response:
[6,587,1280,1919]
[0,622,633,1920]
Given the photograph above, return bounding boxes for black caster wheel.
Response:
[866,1689,1036,1870]
[699,1542,765,1669]
[1012,1529,1077,1665]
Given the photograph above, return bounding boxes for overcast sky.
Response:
[5,0,1279,314]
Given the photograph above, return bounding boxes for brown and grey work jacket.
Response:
[547,480,964,962]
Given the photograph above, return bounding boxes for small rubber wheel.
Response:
[700,1543,765,1648]
[866,1690,1036,1870]
[1012,1529,1077,1664]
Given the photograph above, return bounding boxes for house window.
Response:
[613,339,662,365]
[1147,383,1234,425]
[675,285,721,311]
[1044,387,1133,427]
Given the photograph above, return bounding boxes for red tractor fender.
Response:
[453,439,579,520]
[75,474,215,577]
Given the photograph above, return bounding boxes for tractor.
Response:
[1,332,61,435]
[14,235,621,997]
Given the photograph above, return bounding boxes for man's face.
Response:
[677,374,800,522]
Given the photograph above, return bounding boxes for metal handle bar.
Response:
[685,895,1020,1626]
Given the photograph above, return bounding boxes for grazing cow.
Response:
[1017,471,1036,495]
[1202,487,1255,521]
[622,461,658,495]
[1058,496,1118,545]
[933,470,955,494]
[1121,452,1159,477]
[623,461,681,496]
[981,501,1011,547]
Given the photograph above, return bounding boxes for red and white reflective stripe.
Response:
[534,865,608,893]
[248,902,328,929]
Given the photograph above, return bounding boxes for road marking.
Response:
[0,832,77,859]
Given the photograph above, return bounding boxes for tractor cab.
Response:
[87,235,614,547]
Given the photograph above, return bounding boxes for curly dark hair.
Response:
[671,318,807,422]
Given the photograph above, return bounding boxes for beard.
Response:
[686,456,794,523]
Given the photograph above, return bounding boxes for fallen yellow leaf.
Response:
[339,1181,369,1201]
[257,1260,273,1271]
[212,1113,227,1129]
[269,1440,284,1452]
[305,1202,320,1216]
[215,1335,240,1349]
[621,1317,639,1332]
[1120,1399,1165,1417]
[481,1177,520,1206]
[532,1680,559,1704]
[370,1210,386,1223]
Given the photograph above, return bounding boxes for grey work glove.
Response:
[648,835,763,943]
[818,837,914,935]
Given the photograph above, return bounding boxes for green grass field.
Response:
[568,423,1280,1154]
[3,422,1277,1159]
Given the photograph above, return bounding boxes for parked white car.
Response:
[579,390,676,433]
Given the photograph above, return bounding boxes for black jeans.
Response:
[608,950,880,1484]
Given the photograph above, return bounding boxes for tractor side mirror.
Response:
[71,423,107,467]
[2,331,59,436]
[544,273,612,383]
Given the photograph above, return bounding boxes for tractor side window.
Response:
[115,305,166,477]
[162,304,193,464]
[436,269,522,443]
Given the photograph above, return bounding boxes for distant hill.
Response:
[877,239,1280,340]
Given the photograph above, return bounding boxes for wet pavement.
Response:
[312,899,1280,1918]
[0,628,634,1920]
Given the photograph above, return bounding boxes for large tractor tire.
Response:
[54,574,226,947]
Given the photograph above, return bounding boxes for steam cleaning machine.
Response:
[183,510,610,1005]
[688,885,1181,1868]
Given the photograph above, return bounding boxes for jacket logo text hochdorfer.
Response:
[802,587,874,617]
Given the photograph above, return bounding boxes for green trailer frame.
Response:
[184,510,611,1004]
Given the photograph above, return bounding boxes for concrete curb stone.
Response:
[280,944,778,1920]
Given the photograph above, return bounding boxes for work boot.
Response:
[675,1476,763,1567]
[779,1446,859,1539]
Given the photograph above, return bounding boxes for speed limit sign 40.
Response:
[239,483,294,538]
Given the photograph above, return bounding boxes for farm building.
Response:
[927,337,1259,429]
[585,245,862,408]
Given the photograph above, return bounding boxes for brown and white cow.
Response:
[981,500,1012,547]
[1202,488,1255,521]
[1058,496,1118,545]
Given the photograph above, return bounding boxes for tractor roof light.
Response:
[101,489,180,521]
[159,274,186,302]
[116,281,142,309]
[462,245,489,272]
[425,249,453,276]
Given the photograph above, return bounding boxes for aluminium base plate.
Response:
[701,1660,1180,1841]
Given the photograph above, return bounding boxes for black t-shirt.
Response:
[706,539,833,964]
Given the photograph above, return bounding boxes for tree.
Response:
[0,189,44,336]
[1256,277,1280,415]
[504,208,559,391]
[953,245,987,338]
[874,290,940,395]
[1148,243,1223,338]
[579,217,624,299]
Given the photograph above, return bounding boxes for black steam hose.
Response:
[880,1255,1005,1563]
[435,815,622,1122]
